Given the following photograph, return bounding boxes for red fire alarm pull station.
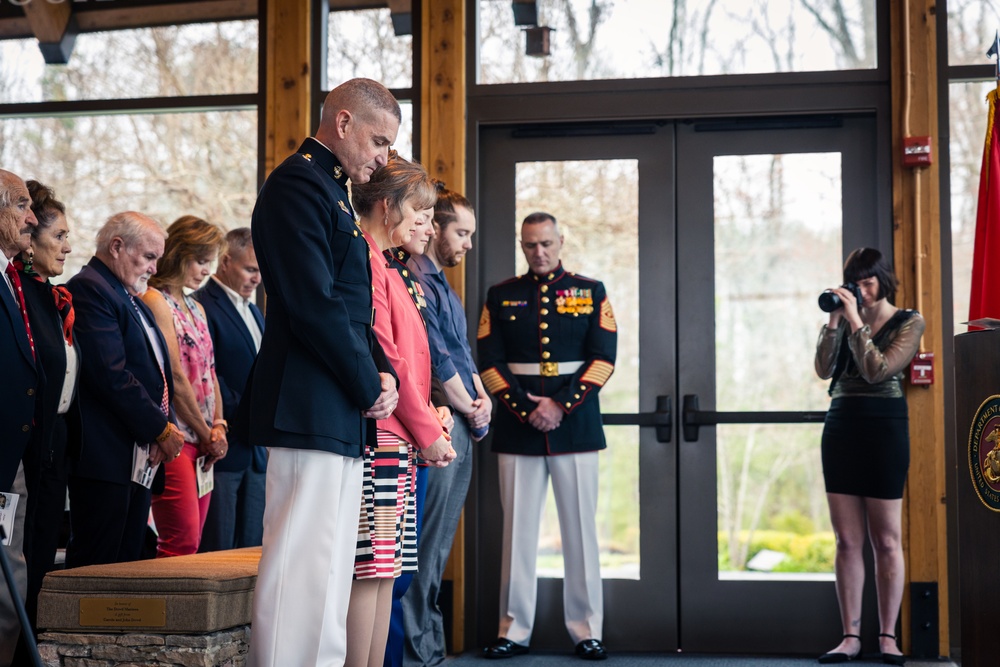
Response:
[910,352,934,385]
[902,136,933,167]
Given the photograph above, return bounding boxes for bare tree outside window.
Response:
[477,0,875,84]
[0,23,259,282]
[714,153,841,575]
[0,22,257,103]
[946,1,1000,332]
[326,9,414,158]
[947,0,1000,66]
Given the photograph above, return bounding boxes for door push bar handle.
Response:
[682,394,827,442]
[601,395,672,443]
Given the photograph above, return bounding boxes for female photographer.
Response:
[814,248,924,666]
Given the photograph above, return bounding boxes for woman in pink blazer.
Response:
[346,153,456,667]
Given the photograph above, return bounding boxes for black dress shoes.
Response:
[575,639,608,661]
[818,634,861,663]
[482,638,530,659]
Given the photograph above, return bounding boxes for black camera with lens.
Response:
[818,282,863,313]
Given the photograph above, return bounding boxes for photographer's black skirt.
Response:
[821,396,910,500]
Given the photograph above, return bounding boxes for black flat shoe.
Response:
[575,639,608,661]
[878,633,906,665]
[482,638,530,659]
[818,633,861,664]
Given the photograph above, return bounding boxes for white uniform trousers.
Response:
[248,448,364,667]
[497,452,603,645]
[0,463,27,667]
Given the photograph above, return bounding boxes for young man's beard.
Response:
[435,236,463,268]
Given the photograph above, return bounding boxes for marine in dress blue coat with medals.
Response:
[477,213,616,661]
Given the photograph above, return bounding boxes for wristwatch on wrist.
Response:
[213,419,228,433]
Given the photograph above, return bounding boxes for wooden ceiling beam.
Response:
[0,0,258,40]
[0,0,393,41]
[21,0,71,43]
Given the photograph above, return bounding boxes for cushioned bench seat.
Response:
[37,546,260,634]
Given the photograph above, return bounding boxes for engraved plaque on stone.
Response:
[79,598,167,627]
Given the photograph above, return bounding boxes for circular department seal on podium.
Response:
[968,394,1000,512]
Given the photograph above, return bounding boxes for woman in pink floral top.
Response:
[141,215,228,557]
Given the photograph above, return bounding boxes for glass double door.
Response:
[471,115,885,653]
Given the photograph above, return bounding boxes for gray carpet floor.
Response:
[444,652,958,666]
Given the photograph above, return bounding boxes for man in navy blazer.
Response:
[0,169,39,666]
[239,78,403,667]
[196,227,267,552]
[0,170,38,491]
[65,211,185,569]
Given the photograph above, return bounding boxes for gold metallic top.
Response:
[814,311,925,399]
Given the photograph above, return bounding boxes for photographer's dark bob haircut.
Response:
[843,247,898,303]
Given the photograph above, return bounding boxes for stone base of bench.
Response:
[38,547,260,634]
[38,625,250,667]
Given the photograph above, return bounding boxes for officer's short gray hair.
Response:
[322,78,401,127]
[96,211,166,254]
[522,212,558,229]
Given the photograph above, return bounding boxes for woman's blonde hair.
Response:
[351,152,437,239]
[149,215,226,289]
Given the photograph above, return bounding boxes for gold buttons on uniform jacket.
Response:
[521,412,527,417]
[21,425,29,432]
[542,351,551,359]
[503,394,510,399]
[539,322,549,330]
[540,308,549,315]
[26,388,34,396]
[353,230,359,237]
[402,270,409,277]
[565,402,572,408]
[540,285,549,293]
[574,394,581,399]
[541,337,550,344]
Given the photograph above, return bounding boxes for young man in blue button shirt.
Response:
[402,186,491,667]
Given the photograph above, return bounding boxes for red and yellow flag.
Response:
[969,89,1000,321]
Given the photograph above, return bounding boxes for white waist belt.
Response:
[507,361,584,377]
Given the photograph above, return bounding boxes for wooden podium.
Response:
[954,328,1000,667]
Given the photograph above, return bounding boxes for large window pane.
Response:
[514,159,640,580]
[950,81,995,333]
[0,22,257,103]
[395,101,415,164]
[947,0,1000,66]
[327,8,412,89]
[714,153,841,577]
[0,111,258,282]
[478,0,875,84]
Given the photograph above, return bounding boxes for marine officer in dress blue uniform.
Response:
[237,78,401,667]
[478,212,617,661]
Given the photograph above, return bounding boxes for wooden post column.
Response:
[264,0,312,177]
[890,0,948,657]
[421,0,468,653]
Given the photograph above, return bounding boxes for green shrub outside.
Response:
[718,530,836,573]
